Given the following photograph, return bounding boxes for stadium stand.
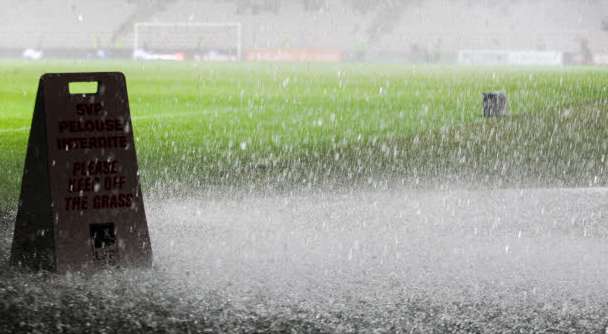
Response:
[0,0,136,50]
[0,0,606,63]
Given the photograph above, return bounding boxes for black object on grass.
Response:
[483,92,508,117]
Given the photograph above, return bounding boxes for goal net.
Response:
[133,22,242,61]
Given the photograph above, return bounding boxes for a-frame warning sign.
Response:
[10,72,152,272]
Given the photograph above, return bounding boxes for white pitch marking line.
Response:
[0,127,28,133]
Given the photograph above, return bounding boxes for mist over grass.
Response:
[3,188,608,333]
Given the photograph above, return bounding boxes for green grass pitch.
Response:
[1,61,607,212]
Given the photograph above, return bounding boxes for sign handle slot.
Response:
[68,81,100,95]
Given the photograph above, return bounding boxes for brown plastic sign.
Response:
[11,72,152,272]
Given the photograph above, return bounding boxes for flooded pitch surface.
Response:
[2,187,608,332]
[150,187,608,304]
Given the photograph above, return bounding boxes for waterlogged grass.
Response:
[2,189,608,333]
[1,61,607,209]
[1,269,607,333]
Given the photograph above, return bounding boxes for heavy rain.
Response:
[1,0,608,332]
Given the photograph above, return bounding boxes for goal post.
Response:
[133,22,242,61]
